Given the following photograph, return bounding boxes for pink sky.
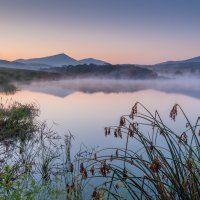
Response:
[0,0,200,64]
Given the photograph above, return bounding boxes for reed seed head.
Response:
[120,116,126,126]
[170,104,178,121]
[150,158,161,173]
[92,188,100,200]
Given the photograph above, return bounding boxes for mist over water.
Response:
[18,77,200,99]
[0,75,199,155]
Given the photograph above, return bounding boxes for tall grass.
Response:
[77,102,199,199]
[0,100,68,199]
[0,100,39,142]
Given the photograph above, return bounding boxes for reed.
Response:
[76,102,200,199]
[0,101,199,199]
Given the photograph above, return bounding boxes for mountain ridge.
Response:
[157,55,200,65]
[79,58,107,65]
[13,53,108,67]
[15,53,79,67]
[0,54,200,71]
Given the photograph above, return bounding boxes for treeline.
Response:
[52,64,157,79]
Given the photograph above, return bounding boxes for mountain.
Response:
[79,58,107,65]
[152,55,200,76]
[180,56,200,63]
[14,53,107,67]
[0,59,19,66]
[0,59,26,68]
[15,53,79,67]
[0,54,108,70]
[157,55,200,65]
[0,59,54,70]
[2,53,199,74]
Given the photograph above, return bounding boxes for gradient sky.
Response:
[0,0,200,64]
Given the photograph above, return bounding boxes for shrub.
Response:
[0,101,39,142]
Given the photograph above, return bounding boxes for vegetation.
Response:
[0,100,71,199]
[51,64,158,79]
[0,100,199,199]
[86,103,200,199]
[0,67,60,82]
[0,64,158,94]
[0,67,61,94]
[0,100,39,142]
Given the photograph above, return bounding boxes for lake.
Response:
[1,78,200,154]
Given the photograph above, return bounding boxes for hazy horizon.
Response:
[2,52,200,66]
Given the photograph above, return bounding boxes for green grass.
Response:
[0,100,66,199]
[0,100,39,142]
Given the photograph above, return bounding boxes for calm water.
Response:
[2,78,200,153]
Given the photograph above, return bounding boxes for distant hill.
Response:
[157,56,200,65]
[178,56,200,63]
[15,53,79,67]
[151,56,200,75]
[79,58,107,65]
[15,53,108,67]
[0,59,28,69]
[0,59,22,66]
[0,53,108,70]
[1,53,200,76]
[0,59,54,70]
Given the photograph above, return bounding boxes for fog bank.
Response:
[18,77,200,99]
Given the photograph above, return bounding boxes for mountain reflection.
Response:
[18,77,200,99]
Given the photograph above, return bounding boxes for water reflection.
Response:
[17,78,200,99]
[1,86,200,153]
[0,83,17,95]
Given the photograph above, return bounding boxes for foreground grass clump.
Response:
[0,100,72,199]
[0,101,39,142]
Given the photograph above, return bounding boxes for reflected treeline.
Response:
[1,65,200,99]
[0,67,61,95]
[0,83,17,95]
[20,77,200,99]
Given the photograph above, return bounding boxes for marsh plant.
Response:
[0,100,75,199]
[0,100,199,200]
[0,99,39,142]
[77,102,199,200]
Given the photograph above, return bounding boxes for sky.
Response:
[0,0,200,64]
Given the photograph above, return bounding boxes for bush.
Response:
[0,101,39,142]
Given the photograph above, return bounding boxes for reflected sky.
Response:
[1,87,200,153]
